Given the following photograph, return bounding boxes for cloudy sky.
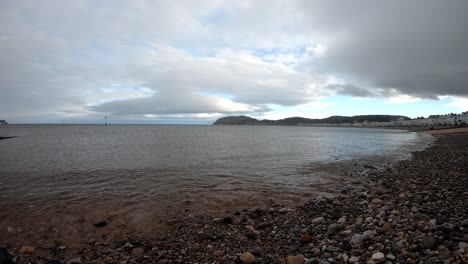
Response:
[1,0,467,124]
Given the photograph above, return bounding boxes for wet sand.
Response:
[1,132,467,263]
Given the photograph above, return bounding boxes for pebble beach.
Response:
[1,130,467,264]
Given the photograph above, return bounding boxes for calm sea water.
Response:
[0,125,432,231]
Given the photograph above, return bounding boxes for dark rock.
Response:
[223,216,233,224]
[422,234,436,249]
[0,248,14,264]
[298,234,313,244]
[438,223,455,233]
[327,224,343,235]
[325,246,340,252]
[93,221,108,228]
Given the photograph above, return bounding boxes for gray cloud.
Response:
[298,0,468,98]
[326,84,376,98]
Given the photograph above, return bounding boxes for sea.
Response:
[0,125,433,239]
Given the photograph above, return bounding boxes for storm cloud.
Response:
[1,0,467,122]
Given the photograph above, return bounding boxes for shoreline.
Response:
[2,132,467,263]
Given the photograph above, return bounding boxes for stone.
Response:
[365,217,373,223]
[355,217,364,225]
[337,217,346,224]
[223,216,233,224]
[371,252,385,262]
[0,247,13,263]
[341,229,352,235]
[438,222,455,232]
[342,253,349,262]
[213,218,222,223]
[327,224,343,235]
[240,252,255,263]
[131,247,144,256]
[93,221,108,228]
[458,242,468,253]
[19,246,35,254]
[350,234,365,248]
[312,217,325,224]
[422,234,436,249]
[363,230,376,240]
[386,254,396,260]
[245,225,256,231]
[66,258,82,264]
[462,219,468,227]
[348,256,359,263]
[371,198,382,205]
[325,246,340,252]
[287,254,305,264]
[213,250,224,257]
[299,234,314,244]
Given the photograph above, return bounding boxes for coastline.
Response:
[2,132,467,263]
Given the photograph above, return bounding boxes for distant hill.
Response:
[212,115,410,125]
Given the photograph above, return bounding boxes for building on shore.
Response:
[310,112,468,128]
[0,120,8,125]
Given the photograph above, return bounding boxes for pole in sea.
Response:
[105,116,107,126]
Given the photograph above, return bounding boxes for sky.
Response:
[1,0,467,124]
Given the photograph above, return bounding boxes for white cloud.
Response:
[448,97,468,112]
[384,95,421,105]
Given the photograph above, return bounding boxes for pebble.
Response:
[299,234,314,244]
[287,254,305,264]
[363,230,376,240]
[422,234,436,249]
[438,222,455,232]
[348,256,359,263]
[312,217,325,224]
[66,258,82,264]
[351,234,365,248]
[19,246,35,254]
[342,253,349,262]
[355,217,364,225]
[131,247,144,256]
[240,252,255,263]
[327,224,343,235]
[93,221,108,228]
[462,219,468,227]
[371,252,385,262]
